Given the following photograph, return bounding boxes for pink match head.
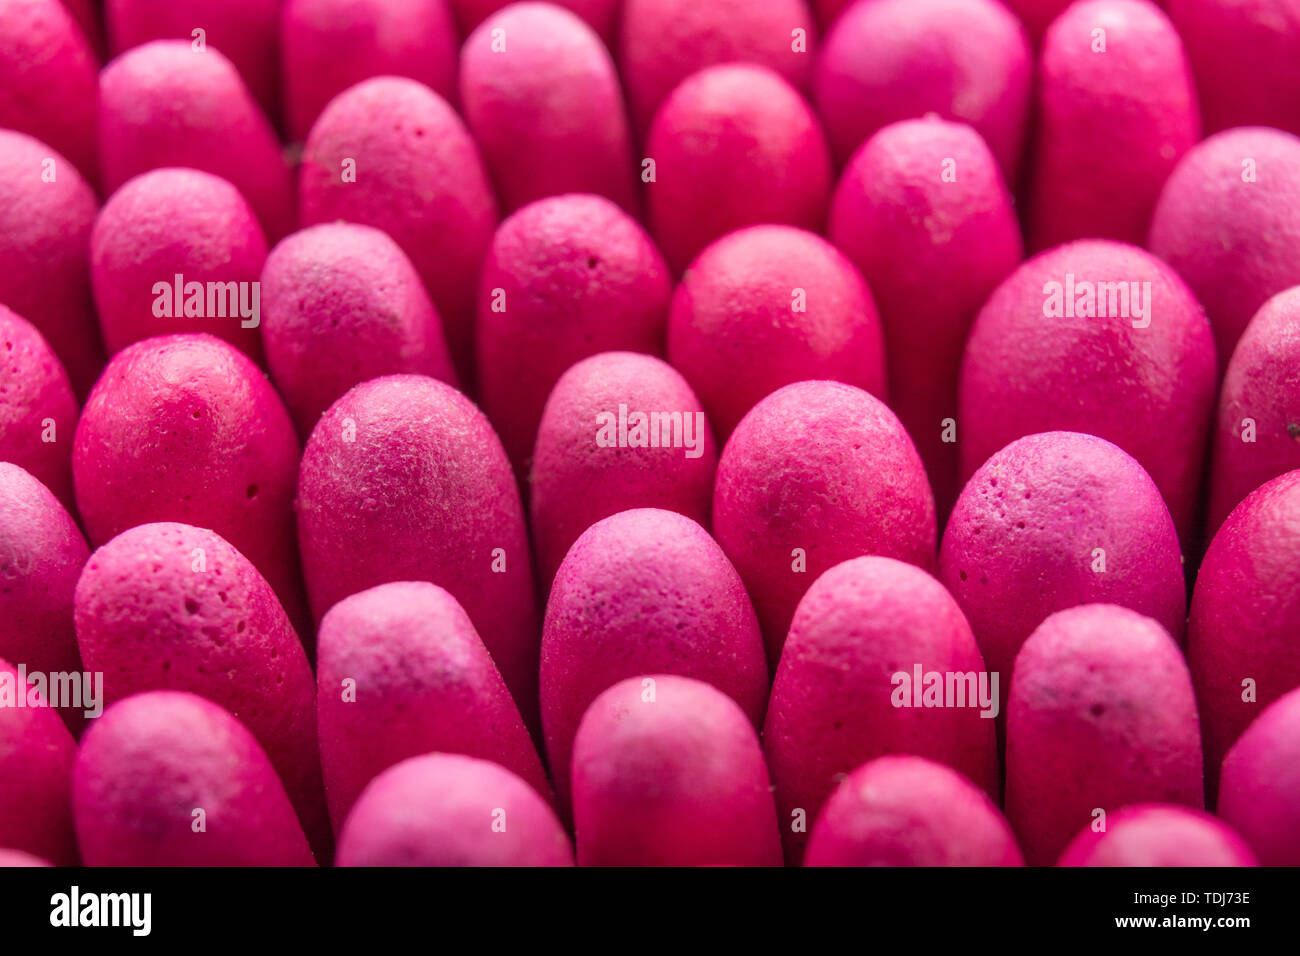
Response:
[530,351,716,586]
[1006,604,1203,865]
[958,240,1217,544]
[805,755,1023,867]
[336,753,573,867]
[668,224,887,441]
[765,555,998,864]
[713,380,937,661]
[260,222,457,439]
[571,675,783,866]
[316,580,550,833]
[646,64,832,274]
[91,167,269,361]
[476,193,670,477]
[73,691,316,866]
[540,508,768,813]
[814,0,1031,178]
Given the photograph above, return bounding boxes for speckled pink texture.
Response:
[539,508,767,812]
[299,76,497,382]
[1148,126,1300,364]
[90,167,269,362]
[814,0,1031,177]
[452,0,618,44]
[0,309,79,510]
[1167,0,1300,136]
[0,0,98,186]
[571,675,782,866]
[646,64,832,275]
[619,0,815,135]
[765,556,998,864]
[530,352,716,586]
[1057,804,1258,866]
[461,4,637,215]
[106,0,282,122]
[1208,287,1300,534]
[296,375,539,727]
[0,464,87,719]
[74,522,328,854]
[713,380,937,661]
[260,222,457,439]
[668,225,886,441]
[282,0,459,141]
[73,691,316,866]
[336,753,573,867]
[476,194,670,475]
[939,432,1187,714]
[1006,604,1203,865]
[1028,0,1200,249]
[958,241,1217,543]
[805,755,1023,867]
[71,334,309,635]
[0,656,77,865]
[316,581,550,834]
[1189,469,1300,787]
[830,117,1022,518]
[1218,686,1300,866]
[98,41,293,241]
[0,130,102,398]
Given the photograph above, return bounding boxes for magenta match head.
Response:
[814,0,1032,178]
[260,222,458,439]
[1208,286,1300,534]
[540,508,768,813]
[764,555,998,864]
[105,0,282,122]
[571,675,783,867]
[829,116,1023,517]
[1006,604,1203,865]
[460,3,638,214]
[1218,686,1300,866]
[530,351,716,586]
[646,64,832,275]
[1167,0,1300,137]
[296,374,539,728]
[1028,0,1200,249]
[0,656,77,865]
[1058,804,1258,867]
[0,308,79,510]
[316,581,550,833]
[98,40,293,240]
[668,224,886,441]
[0,129,103,397]
[282,0,459,141]
[0,463,88,719]
[73,691,316,866]
[1190,469,1300,788]
[336,753,573,867]
[90,167,269,362]
[1148,126,1300,364]
[713,380,936,662]
[0,0,98,186]
[477,193,670,476]
[299,75,498,381]
[71,334,308,633]
[619,0,815,135]
[940,432,1188,705]
[73,521,328,852]
[958,240,1217,544]
[805,755,1023,867]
